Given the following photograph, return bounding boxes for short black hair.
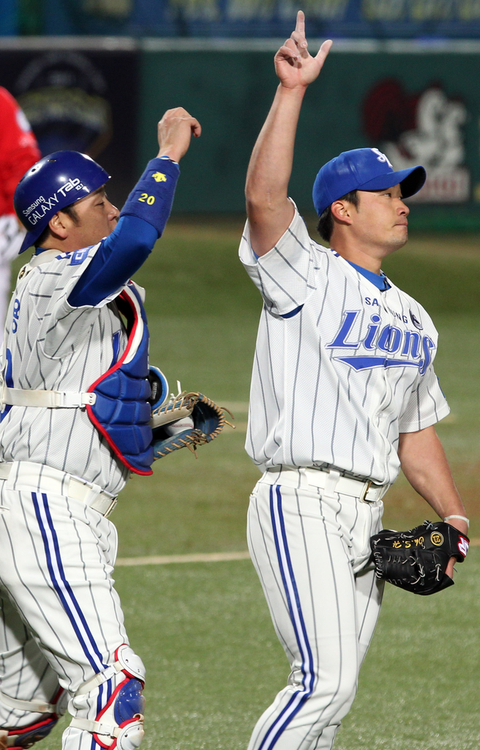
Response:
[317,189,359,243]
[35,203,80,248]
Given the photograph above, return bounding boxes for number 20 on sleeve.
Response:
[139,193,155,205]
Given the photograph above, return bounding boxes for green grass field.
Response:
[11,217,480,749]
[42,549,480,750]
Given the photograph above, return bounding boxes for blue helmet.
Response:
[14,150,110,254]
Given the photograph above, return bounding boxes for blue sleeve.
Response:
[119,157,180,232]
[68,157,180,308]
[68,216,158,307]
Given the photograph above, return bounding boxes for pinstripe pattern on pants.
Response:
[0,480,128,749]
[247,476,384,750]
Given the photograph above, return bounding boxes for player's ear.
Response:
[48,211,69,239]
[331,199,354,226]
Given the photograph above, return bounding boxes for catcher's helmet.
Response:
[14,150,110,254]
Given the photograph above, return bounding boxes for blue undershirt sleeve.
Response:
[68,216,158,307]
[68,157,180,308]
[119,157,180,233]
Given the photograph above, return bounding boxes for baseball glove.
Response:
[151,389,234,460]
[370,520,469,596]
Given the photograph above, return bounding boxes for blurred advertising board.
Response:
[0,38,139,207]
[11,0,480,39]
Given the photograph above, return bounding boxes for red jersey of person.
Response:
[0,87,40,216]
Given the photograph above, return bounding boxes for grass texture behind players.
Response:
[43,550,480,750]
[12,217,480,749]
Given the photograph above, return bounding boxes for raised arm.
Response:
[245,11,332,256]
[69,107,201,307]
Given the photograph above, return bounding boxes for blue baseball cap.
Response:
[312,148,426,217]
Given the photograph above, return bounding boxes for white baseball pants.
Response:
[0,466,130,750]
[247,471,385,750]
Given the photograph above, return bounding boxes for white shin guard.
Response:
[68,645,146,750]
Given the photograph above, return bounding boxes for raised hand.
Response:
[274,10,332,89]
[157,107,201,163]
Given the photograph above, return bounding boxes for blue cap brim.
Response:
[357,165,426,198]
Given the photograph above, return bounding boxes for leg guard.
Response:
[0,688,67,749]
[68,645,145,750]
[1,717,59,750]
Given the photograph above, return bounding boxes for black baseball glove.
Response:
[370,520,470,595]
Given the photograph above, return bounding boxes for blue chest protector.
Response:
[86,281,154,476]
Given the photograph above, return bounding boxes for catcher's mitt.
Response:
[370,520,469,596]
[151,389,234,460]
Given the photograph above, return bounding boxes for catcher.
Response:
[0,107,231,750]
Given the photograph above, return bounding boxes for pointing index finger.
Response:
[295,9,305,35]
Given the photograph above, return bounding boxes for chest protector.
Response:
[86,281,154,476]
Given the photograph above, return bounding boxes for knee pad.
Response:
[69,645,146,750]
[0,687,67,749]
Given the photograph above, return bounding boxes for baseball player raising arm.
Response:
[239,11,468,750]
[0,107,200,750]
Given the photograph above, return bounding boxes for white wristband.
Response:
[444,515,470,527]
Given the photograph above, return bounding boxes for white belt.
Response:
[0,461,117,517]
[262,467,390,503]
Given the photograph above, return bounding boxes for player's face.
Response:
[350,184,409,259]
[67,187,119,249]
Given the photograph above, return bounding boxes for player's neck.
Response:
[332,245,383,274]
[330,234,405,274]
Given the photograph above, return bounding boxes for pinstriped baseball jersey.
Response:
[0,245,130,495]
[239,203,449,485]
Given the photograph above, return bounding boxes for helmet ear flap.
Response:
[13,150,110,254]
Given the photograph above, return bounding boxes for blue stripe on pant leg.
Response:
[90,682,110,750]
[32,492,107,673]
[256,485,316,750]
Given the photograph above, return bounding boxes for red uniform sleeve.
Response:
[0,87,41,215]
